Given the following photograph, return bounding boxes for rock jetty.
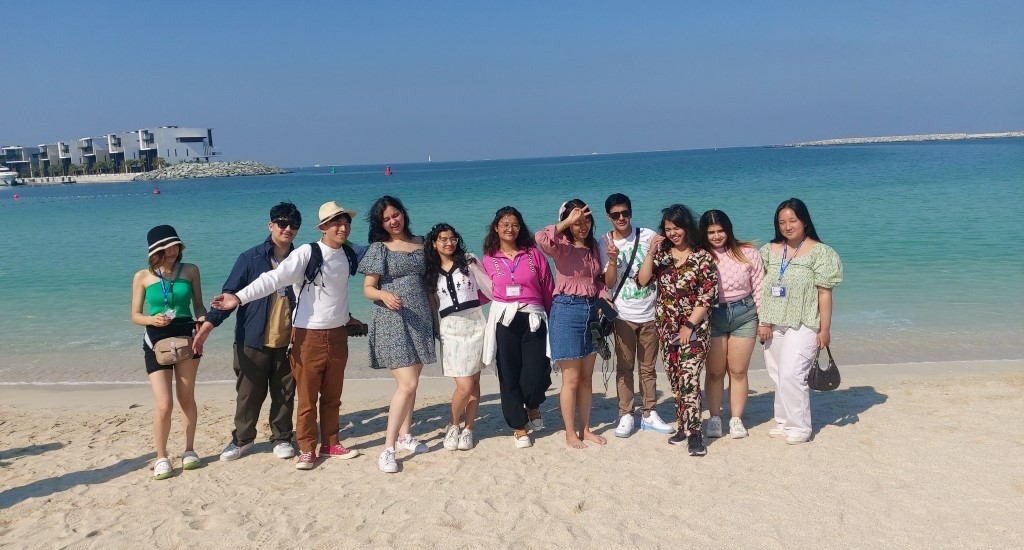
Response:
[786,131,1024,147]
[133,161,288,181]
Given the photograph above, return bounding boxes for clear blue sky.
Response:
[3,1,1022,166]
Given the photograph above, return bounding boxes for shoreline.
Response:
[785,130,1024,147]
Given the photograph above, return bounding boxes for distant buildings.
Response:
[1,126,218,177]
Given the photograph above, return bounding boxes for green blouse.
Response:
[758,242,843,331]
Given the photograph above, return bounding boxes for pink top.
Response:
[712,246,765,314]
[535,225,608,298]
[482,247,554,312]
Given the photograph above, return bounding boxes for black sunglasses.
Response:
[609,210,632,220]
[273,218,301,230]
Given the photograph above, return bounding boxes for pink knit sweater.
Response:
[712,246,765,314]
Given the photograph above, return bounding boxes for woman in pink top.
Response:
[481,206,554,449]
[536,199,609,449]
[699,210,765,439]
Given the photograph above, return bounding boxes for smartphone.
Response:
[668,330,698,348]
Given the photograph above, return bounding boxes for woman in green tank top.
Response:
[131,225,207,480]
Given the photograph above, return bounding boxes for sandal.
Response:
[153,457,173,480]
[181,450,201,470]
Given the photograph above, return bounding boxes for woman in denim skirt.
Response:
[700,210,766,439]
[536,199,609,449]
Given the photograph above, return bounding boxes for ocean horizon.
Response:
[1,139,1022,384]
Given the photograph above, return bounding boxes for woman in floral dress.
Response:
[637,204,718,456]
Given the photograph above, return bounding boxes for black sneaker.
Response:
[668,429,687,445]
[687,433,707,457]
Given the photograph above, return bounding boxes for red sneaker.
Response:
[294,450,317,470]
[318,444,360,460]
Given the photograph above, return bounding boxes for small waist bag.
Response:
[153,336,195,365]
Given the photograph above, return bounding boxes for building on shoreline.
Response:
[2,126,217,177]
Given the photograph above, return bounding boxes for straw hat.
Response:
[317,201,357,227]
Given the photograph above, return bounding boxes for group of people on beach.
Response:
[131,193,843,479]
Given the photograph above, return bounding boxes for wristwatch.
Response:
[682,320,696,331]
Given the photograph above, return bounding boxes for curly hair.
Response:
[659,204,701,251]
[423,223,471,294]
[482,206,536,255]
[367,195,414,243]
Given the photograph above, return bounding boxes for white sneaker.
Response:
[378,448,398,473]
[457,428,475,450]
[397,434,428,454]
[786,434,811,445]
[640,410,674,434]
[768,425,786,438]
[729,417,748,439]
[443,424,461,451]
[706,415,724,438]
[614,414,635,438]
[273,442,296,459]
[513,430,532,448]
[219,442,253,462]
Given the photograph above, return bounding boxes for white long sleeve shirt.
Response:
[236,242,352,330]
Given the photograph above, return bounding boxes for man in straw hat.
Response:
[210,200,365,470]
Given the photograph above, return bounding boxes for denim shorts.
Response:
[548,294,597,361]
[710,296,758,338]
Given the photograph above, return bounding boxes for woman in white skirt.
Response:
[424,223,493,451]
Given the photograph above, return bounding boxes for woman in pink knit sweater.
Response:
[699,210,765,439]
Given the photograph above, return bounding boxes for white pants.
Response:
[763,324,818,439]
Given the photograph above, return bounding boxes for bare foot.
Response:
[582,431,607,445]
[565,435,586,449]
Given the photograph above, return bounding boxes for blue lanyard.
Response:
[156,269,174,311]
[500,254,523,284]
[777,238,805,284]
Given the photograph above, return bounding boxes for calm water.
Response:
[2,140,1022,383]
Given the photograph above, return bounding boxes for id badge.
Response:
[771,286,786,298]
[277,288,288,297]
[163,308,177,319]
[506,284,522,297]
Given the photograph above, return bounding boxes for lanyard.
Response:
[156,269,174,311]
[777,238,805,283]
[500,254,523,284]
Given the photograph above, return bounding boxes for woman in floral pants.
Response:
[638,204,718,456]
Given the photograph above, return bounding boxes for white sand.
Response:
[1,360,1022,548]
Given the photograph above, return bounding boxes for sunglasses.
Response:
[609,210,632,220]
[273,218,301,230]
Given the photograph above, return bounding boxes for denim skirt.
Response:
[548,294,597,361]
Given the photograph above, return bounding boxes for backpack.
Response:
[300,241,359,294]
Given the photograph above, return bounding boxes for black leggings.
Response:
[494,312,552,429]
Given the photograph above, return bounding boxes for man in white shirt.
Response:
[602,193,674,437]
[211,201,365,470]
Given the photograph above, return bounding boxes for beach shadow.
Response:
[0,442,64,468]
[0,452,155,509]
[723,385,888,436]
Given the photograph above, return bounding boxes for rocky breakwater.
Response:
[133,161,288,181]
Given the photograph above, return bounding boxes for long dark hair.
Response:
[771,198,822,243]
[483,206,536,255]
[423,223,470,293]
[700,209,755,267]
[559,198,597,252]
[367,195,414,243]
[659,204,701,251]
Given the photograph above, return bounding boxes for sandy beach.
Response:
[1,360,1022,548]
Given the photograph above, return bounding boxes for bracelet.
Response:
[682,320,696,331]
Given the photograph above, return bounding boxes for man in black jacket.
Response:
[195,202,302,461]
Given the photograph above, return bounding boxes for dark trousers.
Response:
[232,343,295,446]
[289,327,348,453]
[495,312,552,429]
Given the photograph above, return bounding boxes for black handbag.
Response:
[806,346,840,391]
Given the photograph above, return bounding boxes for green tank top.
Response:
[145,263,193,318]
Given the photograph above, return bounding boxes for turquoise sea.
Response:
[2,140,1022,384]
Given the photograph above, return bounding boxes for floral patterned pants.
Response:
[663,338,708,436]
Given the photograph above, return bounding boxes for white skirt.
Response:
[439,309,486,377]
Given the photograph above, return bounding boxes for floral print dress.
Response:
[652,247,719,434]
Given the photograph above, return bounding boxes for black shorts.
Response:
[143,318,201,374]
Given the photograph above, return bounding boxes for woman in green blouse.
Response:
[757,198,843,444]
